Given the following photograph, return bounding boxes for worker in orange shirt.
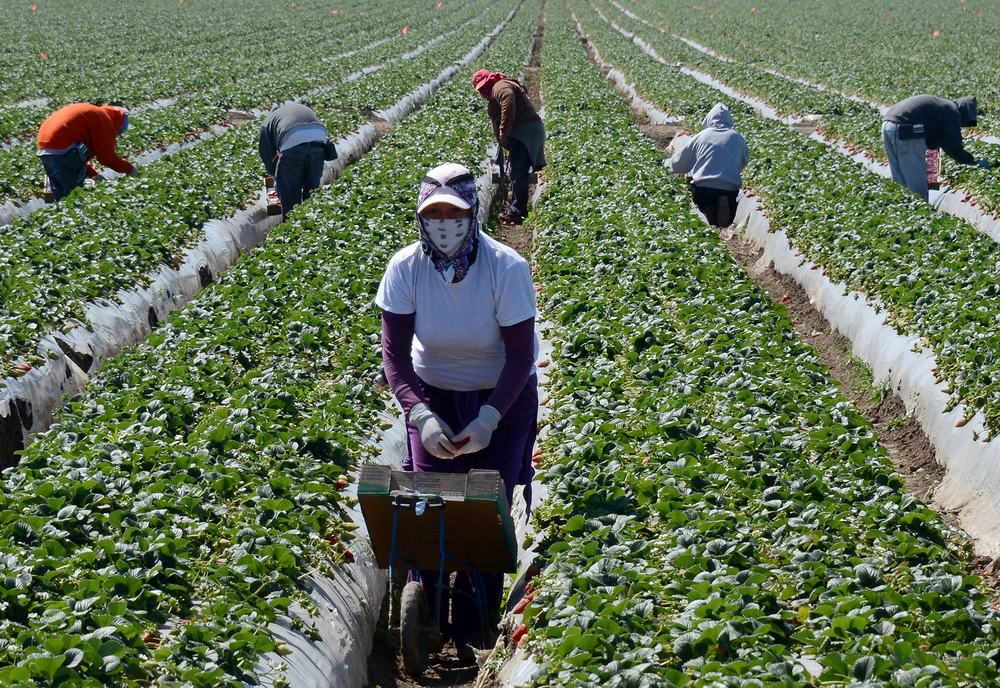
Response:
[37,104,136,201]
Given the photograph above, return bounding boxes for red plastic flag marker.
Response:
[752,6,755,10]
[291,2,295,6]
[402,26,407,33]
[31,4,37,9]
[438,1,442,5]
[933,29,940,36]
[710,12,714,18]
[40,52,47,59]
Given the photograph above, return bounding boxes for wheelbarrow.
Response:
[357,465,517,676]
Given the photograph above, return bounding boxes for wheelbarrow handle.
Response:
[392,493,445,509]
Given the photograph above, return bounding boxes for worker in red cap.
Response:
[37,103,136,201]
[472,69,545,225]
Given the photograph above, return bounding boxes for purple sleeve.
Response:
[382,310,427,416]
[488,317,536,417]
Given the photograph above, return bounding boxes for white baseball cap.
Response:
[416,163,475,214]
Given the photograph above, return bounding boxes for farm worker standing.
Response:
[668,102,750,228]
[258,102,337,217]
[472,69,546,225]
[882,95,988,202]
[377,163,538,662]
[36,103,135,201]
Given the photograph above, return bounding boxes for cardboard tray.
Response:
[264,176,282,216]
[358,466,517,573]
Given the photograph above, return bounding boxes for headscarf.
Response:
[472,69,508,101]
[102,106,129,135]
[416,163,480,284]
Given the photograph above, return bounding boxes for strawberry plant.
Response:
[514,6,1000,686]
[0,2,540,682]
[0,0,503,207]
[589,0,1000,226]
[569,0,1000,438]
[613,0,1000,135]
[0,0,520,378]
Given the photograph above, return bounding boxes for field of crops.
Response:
[4,0,1000,685]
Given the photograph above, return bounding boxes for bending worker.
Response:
[882,95,989,202]
[472,69,545,225]
[37,103,135,201]
[668,102,749,228]
[377,163,537,661]
[258,102,337,217]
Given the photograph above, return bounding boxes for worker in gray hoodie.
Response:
[882,95,989,202]
[258,102,337,217]
[668,103,750,227]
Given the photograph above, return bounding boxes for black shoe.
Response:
[457,642,477,664]
[716,196,732,227]
[499,213,524,225]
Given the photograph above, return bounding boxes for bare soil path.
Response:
[494,2,545,256]
[366,5,548,687]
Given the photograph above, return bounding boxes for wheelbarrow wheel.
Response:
[400,581,431,676]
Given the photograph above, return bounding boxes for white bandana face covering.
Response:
[423,217,471,258]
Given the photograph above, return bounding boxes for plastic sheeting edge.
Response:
[734,195,1000,557]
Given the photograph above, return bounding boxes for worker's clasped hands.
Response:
[409,402,500,459]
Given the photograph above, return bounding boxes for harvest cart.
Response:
[358,465,517,676]
[263,176,282,216]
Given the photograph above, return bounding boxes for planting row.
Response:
[514,7,1000,686]
[0,0,465,121]
[615,0,1000,134]
[591,0,1000,220]
[570,0,1000,438]
[0,0,518,378]
[0,0,497,205]
[0,1,541,683]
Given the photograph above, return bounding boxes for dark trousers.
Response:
[40,143,90,201]
[507,138,532,220]
[412,568,504,647]
[274,141,325,217]
[691,184,739,227]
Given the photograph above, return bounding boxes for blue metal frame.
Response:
[388,491,491,637]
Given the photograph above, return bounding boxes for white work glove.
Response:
[452,405,501,456]
[408,402,458,460]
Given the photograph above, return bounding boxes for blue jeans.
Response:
[506,138,532,220]
[882,121,928,202]
[39,143,90,201]
[274,141,325,217]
